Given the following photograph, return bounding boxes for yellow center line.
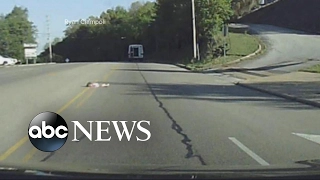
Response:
[76,79,100,108]
[48,72,56,76]
[0,136,29,161]
[22,65,120,162]
[56,88,90,114]
[0,88,90,163]
[76,89,96,108]
[0,64,120,162]
[0,88,89,162]
[76,66,118,109]
[22,148,37,162]
[22,88,90,163]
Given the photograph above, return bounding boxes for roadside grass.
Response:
[185,32,263,71]
[300,64,320,73]
[187,56,240,71]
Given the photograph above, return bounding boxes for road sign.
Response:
[23,43,37,59]
[23,43,37,48]
[24,48,37,59]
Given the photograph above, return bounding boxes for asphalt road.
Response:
[237,24,320,73]
[0,62,320,169]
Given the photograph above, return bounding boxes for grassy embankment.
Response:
[184,31,264,71]
[301,64,320,73]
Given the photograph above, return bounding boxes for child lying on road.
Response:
[86,82,110,88]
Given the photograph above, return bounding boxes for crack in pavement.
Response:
[40,152,55,162]
[41,64,207,165]
[136,64,207,165]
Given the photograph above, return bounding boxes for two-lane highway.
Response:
[0,62,319,168]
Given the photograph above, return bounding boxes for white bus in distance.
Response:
[128,44,144,62]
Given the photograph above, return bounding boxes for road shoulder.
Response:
[235,72,320,108]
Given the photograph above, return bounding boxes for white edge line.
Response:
[229,137,270,166]
[292,132,320,145]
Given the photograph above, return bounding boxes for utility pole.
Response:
[191,0,197,60]
[46,15,52,63]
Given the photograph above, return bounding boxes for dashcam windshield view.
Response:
[0,0,320,179]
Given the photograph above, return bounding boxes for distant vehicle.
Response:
[0,55,18,65]
[258,0,276,5]
[128,44,144,62]
[259,0,265,5]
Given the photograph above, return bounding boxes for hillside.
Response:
[237,0,320,34]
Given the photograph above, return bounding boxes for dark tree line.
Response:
[0,1,267,63]
[39,0,236,63]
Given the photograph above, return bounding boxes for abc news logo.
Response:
[28,112,151,152]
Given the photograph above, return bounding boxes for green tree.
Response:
[0,6,37,60]
[64,22,82,37]
[0,15,10,56]
[196,0,233,56]
[231,0,260,18]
